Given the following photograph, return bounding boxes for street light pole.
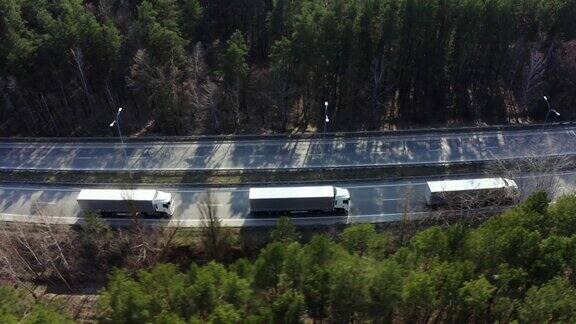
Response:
[324,101,329,136]
[543,96,560,129]
[110,107,129,167]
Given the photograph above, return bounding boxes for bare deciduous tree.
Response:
[369,56,395,129]
[0,205,79,293]
[199,191,222,259]
[71,47,93,115]
[398,185,419,246]
[118,187,179,269]
[199,192,236,261]
[0,189,185,292]
[485,154,575,200]
[186,43,220,134]
[520,42,554,116]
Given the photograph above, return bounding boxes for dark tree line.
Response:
[1,0,576,136]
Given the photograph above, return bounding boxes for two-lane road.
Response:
[1,171,574,227]
[1,126,575,171]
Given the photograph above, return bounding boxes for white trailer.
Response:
[77,189,175,217]
[249,186,351,214]
[425,177,519,207]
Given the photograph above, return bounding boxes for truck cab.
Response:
[155,191,175,216]
[334,187,351,213]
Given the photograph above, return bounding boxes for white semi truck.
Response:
[77,189,175,217]
[425,177,519,207]
[249,186,351,214]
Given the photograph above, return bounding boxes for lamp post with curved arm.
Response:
[109,107,129,166]
[324,101,329,136]
[543,96,560,129]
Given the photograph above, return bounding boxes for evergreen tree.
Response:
[98,270,153,323]
[222,30,249,87]
[519,277,576,323]
[341,223,377,256]
[253,242,286,290]
[271,290,305,324]
[369,260,404,321]
[459,276,497,318]
[270,216,298,243]
[181,0,203,41]
[209,304,242,324]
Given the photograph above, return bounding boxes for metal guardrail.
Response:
[1,122,574,143]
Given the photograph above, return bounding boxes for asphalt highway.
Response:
[1,171,574,227]
[1,126,575,171]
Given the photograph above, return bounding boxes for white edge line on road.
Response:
[0,213,78,219]
[0,211,428,224]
